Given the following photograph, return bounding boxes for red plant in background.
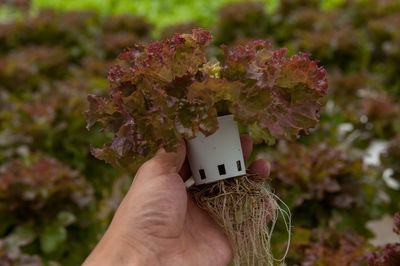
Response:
[0,153,93,215]
[394,212,400,235]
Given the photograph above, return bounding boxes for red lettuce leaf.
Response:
[85,31,328,170]
[222,41,328,144]
[85,30,217,171]
[269,141,365,210]
[0,153,93,215]
[366,244,400,266]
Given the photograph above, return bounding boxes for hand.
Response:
[83,135,271,266]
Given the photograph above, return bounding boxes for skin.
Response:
[83,135,271,266]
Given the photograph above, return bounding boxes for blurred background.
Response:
[0,0,399,265]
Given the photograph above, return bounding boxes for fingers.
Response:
[240,135,271,181]
[248,159,271,181]
[154,139,187,171]
[240,135,253,162]
[178,157,192,181]
[136,140,187,178]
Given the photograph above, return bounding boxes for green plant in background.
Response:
[29,0,278,34]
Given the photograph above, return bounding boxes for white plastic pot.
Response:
[186,114,246,185]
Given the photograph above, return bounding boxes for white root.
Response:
[191,175,291,266]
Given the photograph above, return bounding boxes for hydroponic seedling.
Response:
[85,29,327,266]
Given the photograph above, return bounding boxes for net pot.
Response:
[186,114,246,185]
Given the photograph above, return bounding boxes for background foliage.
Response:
[0,0,399,265]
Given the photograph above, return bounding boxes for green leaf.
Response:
[57,211,77,227]
[40,224,67,254]
[292,227,312,243]
[8,223,36,247]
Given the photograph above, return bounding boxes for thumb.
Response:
[135,140,187,179]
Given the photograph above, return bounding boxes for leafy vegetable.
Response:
[286,227,369,265]
[395,212,400,235]
[0,152,96,263]
[98,14,152,59]
[2,0,400,264]
[268,141,381,233]
[85,30,327,170]
[0,0,31,10]
[277,0,320,16]
[366,244,400,266]
[284,212,400,265]
[0,235,43,266]
[221,41,327,143]
[213,1,271,45]
[0,153,93,216]
[333,90,400,144]
[360,212,400,266]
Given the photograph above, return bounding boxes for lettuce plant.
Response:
[366,243,400,266]
[286,227,369,265]
[277,0,320,17]
[0,152,94,262]
[0,0,31,10]
[0,46,69,92]
[0,9,97,58]
[0,152,93,222]
[284,212,400,265]
[213,1,271,46]
[342,90,400,142]
[367,13,400,94]
[85,29,328,171]
[98,14,152,60]
[83,29,327,266]
[268,141,382,234]
[361,212,400,265]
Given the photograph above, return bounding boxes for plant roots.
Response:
[191,174,291,266]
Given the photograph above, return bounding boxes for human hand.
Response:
[83,135,271,266]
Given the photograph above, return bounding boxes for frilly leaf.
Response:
[86,30,328,171]
[222,41,328,142]
[85,30,218,170]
